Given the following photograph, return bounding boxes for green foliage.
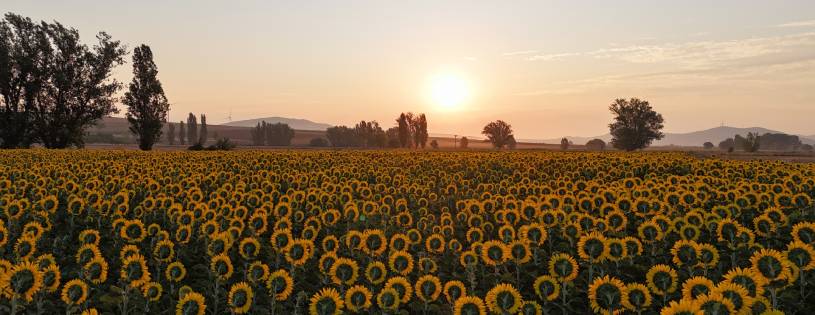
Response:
[608,98,665,151]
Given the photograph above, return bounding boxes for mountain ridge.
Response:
[222,117,331,131]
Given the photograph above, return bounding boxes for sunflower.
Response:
[485,283,523,314]
[671,240,699,267]
[749,249,792,284]
[3,261,43,302]
[120,244,140,261]
[533,275,560,301]
[376,287,401,311]
[247,261,269,284]
[453,296,486,315]
[362,229,387,256]
[81,308,99,315]
[383,277,412,305]
[647,264,678,296]
[329,257,359,286]
[121,219,147,243]
[78,229,101,246]
[322,235,339,253]
[284,239,314,266]
[121,253,151,288]
[142,282,163,302]
[605,238,627,262]
[681,276,714,300]
[266,269,294,301]
[785,240,815,271]
[659,299,702,315]
[712,282,752,314]
[548,253,579,282]
[696,293,736,315]
[791,222,815,245]
[415,274,442,302]
[722,267,766,298]
[153,239,176,263]
[309,287,344,315]
[623,283,651,312]
[0,225,8,247]
[14,235,37,261]
[443,280,466,303]
[270,228,293,252]
[41,264,62,293]
[459,250,479,268]
[389,233,410,252]
[166,261,187,283]
[228,282,254,314]
[388,250,414,276]
[425,233,446,254]
[577,231,609,262]
[344,285,373,312]
[209,253,234,281]
[238,237,261,260]
[61,279,88,305]
[623,236,643,257]
[695,243,720,269]
[637,221,664,243]
[519,223,548,245]
[76,243,101,266]
[480,240,508,266]
[588,275,625,314]
[82,256,108,284]
[176,291,206,315]
[419,257,438,274]
[507,240,532,264]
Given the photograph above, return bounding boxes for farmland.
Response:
[1,150,814,314]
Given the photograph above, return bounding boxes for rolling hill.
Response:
[222,117,331,131]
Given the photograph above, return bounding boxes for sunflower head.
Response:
[176,291,206,315]
[588,275,625,314]
[646,264,678,295]
[623,283,651,311]
[61,278,88,306]
[453,296,486,315]
[344,285,372,312]
[533,275,560,301]
[166,261,187,283]
[228,282,254,314]
[266,269,293,301]
[121,253,151,288]
[309,287,344,315]
[415,275,442,302]
[4,261,43,302]
[365,261,387,285]
[681,276,714,300]
[142,282,163,302]
[376,287,401,311]
[329,257,359,286]
[485,283,522,314]
[548,253,579,282]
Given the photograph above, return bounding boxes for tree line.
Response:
[1,13,172,150]
[320,112,430,148]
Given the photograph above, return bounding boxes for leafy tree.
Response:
[0,13,46,148]
[718,138,734,151]
[586,139,606,151]
[186,113,198,145]
[430,139,438,149]
[167,123,175,145]
[354,120,386,148]
[124,44,169,151]
[411,113,428,149]
[396,112,413,148]
[385,127,401,148]
[608,98,664,151]
[703,142,714,150]
[560,137,570,150]
[741,132,761,152]
[33,20,126,148]
[199,114,207,145]
[265,122,295,146]
[178,121,186,145]
[759,133,801,151]
[251,122,266,146]
[481,120,514,149]
[326,125,355,147]
[459,136,469,149]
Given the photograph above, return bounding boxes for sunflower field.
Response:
[1,150,814,315]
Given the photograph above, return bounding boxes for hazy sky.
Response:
[6,1,815,139]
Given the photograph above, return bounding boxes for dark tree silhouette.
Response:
[560,137,570,150]
[309,137,328,147]
[186,113,198,145]
[608,98,664,151]
[703,142,714,150]
[741,132,761,152]
[718,138,734,151]
[0,14,45,148]
[386,127,401,148]
[124,45,169,151]
[31,20,126,148]
[167,123,175,145]
[178,121,186,145]
[396,112,413,148]
[265,122,295,146]
[430,139,439,149]
[586,139,606,151]
[459,136,469,149]
[481,120,514,149]
[199,114,207,145]
[251,122,266,146]
[411,113,428,149]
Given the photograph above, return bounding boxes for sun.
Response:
[427,72,471,111]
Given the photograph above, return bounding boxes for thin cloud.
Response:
[777,20,815,28]
[501,50,537,56]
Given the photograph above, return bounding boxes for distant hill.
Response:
[222,117,331,131]
[541,126,815,146]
